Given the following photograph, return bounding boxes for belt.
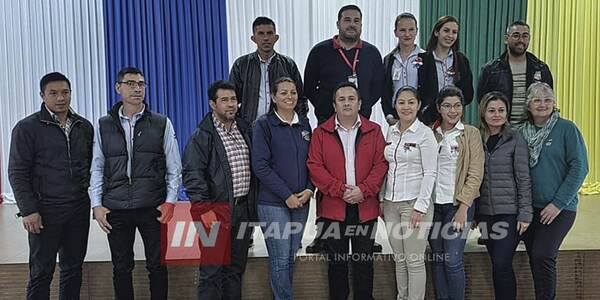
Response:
[233,195,248,205]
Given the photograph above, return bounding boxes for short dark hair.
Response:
[332,81,360,102]
[337,5,362,21]
[208,80,236,102]
[393,85,420,105]
[436,86,464,106]
[426,15,460,52]
[40,72,71,93]
[394,12,418,31]
[117,67,144,82]
[252,16,276,33]
[506,20,530,35]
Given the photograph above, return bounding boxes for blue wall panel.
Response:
[103,0,229,153]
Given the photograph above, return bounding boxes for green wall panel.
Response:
[419,0,527,125]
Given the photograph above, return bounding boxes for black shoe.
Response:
[373,242,383,253]
[305,239,324,253]
[477,236,487,245]
[248,237,254,248]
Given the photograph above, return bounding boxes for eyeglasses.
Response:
[119,81,147,89]
[531,98,555,105]
[440,103,463,111]
[509,32,530,40]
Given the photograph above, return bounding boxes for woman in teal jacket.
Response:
[517,82,588,300]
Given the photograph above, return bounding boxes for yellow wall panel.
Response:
[528,0,600,193]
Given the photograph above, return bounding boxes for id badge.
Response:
[348,74,358,88]
[392,68,402,81]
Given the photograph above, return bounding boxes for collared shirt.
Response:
[89,105,182,208]
[274,110,300,126]
[392,45,425,93]
[257,53,275,119]
[212,114,251,198]
[432,50,455,90]
[335,116,361,186]
[434,120,464,204]
[45,104,73,137]
[383,119,438,213]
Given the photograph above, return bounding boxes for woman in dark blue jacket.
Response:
[252,77,313,300]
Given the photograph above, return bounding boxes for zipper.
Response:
[128,120,134,185]
[42,118,81,178]
[292,125,302,191]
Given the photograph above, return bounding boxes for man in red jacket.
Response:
[307,82,388,300]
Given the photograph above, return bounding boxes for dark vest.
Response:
[99,103,167,210]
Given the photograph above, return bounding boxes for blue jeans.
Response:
[428,203,474,300]
[258,204,309,300]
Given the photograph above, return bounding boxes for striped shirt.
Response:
[510,62,527,124]
[212,114,251,197]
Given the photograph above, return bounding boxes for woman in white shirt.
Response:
[428,86,484,300]
[381,86,438,300]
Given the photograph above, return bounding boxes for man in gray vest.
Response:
[89,67,182,300]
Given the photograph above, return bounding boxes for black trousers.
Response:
[478,214,520,300]
[197,200,252,300]
[107,207,167,300]
[522,208,576,300]
[321,204,377,300]
[27,208,90,300]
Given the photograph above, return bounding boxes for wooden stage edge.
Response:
[1,195,599,299]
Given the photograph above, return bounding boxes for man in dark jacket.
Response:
[477,21,553,124]
[304,4,384,124]
[182,80,256,300]
[89,67,182,300]
[9,72,93,299]
[229,16,308,123]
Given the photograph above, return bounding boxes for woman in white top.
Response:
[381,86,438,300]
[428,86,484,300]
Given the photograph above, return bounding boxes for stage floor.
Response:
[1,195,599,264]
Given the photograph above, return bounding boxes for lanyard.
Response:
[338,48,360,75]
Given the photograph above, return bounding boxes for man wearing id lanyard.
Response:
[304,4,384,125]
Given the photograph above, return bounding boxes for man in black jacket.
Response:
[229,16,307,123]
[9,72,94,299]
[89,67,182,300]
[183,80,256,300]
[477,21,553,124]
